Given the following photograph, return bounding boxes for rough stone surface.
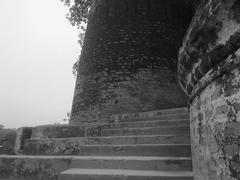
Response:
[101,126,190,136]
[31,125,102,139]
[190,67,240,180]
[23,143,191,156]
[14,127,32,154]
[110,107,188,122]
[0,155,193,174]
[59,168,193,180]
[0,107,192,179]
[24,134,190,146]
[178,0,240,179]
[178,0,240,97]
[0,155,72,180]
[0,129,16,155]
[70,0,192,124]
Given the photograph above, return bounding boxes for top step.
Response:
[111,107,189,123]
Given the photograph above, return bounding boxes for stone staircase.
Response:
[0,107,193,180]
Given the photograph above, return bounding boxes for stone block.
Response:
[31,125,102,139]
[0,155,72,180]
[0,129,16,155]
[23,143,191,156]
[14,127,32,154]
[111,107,188,122]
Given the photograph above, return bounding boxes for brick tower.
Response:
[70,0,193,125]
[0,1,200,180]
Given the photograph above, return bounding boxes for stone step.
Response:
[108,119,189,129]
[102,126,190,136]
[118,113,189,123]
[0,155,75,179]
[111,107,188,121]
[23,144,191,156]
[31,125,102,139]
[24,135,190,155]
[29,118,189,139]
[0,155,192,173]
[70,156,192,171]
[59,169,193,180]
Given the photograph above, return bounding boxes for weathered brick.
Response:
[70,0,192,124]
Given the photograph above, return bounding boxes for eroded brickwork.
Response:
[71,0,192,124]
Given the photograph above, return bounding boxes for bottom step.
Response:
[59,169,193,180]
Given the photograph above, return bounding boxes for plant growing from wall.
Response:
[60,0,93,77]
[61,0,197,78]
[60,0,94,29]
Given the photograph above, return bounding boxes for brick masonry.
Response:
[70,0,193,125]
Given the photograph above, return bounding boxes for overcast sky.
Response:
[0,0,80,128]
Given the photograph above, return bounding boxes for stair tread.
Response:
[113,107,188,117]
[61,168,193,177]
[118,115,189,123]
[46,144,190,147]
[110,119,189,125]
[29,134,189,141]
[22,143,191,156]
[118,113,189,118]
[103,125,189,131]
[71,156,192,160]
[69,119,189,128]
[1,108,193,179]
[0,155,191,160]
[102,126,190,136]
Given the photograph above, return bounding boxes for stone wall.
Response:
[190,59,240,180]
[70,0,192,124]
[0,156,72,180]
[178,0,240,98]
[0,129,16,155]
[178,0,240,179]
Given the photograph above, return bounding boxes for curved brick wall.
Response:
[178,0,240,99]
[70,0,193,125]
[178,0,240,179]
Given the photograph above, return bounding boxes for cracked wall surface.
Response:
[178,0,240,98]
[191,65,240,180]
[178,0,240,179]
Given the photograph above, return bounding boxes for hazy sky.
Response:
[0,0,80,128]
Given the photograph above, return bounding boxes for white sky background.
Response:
[0,0,80,128]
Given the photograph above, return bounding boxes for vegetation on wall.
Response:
[60,0,94,77]
[60,0,197,78]
[60,0,94,29]
[60,0,198,29]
